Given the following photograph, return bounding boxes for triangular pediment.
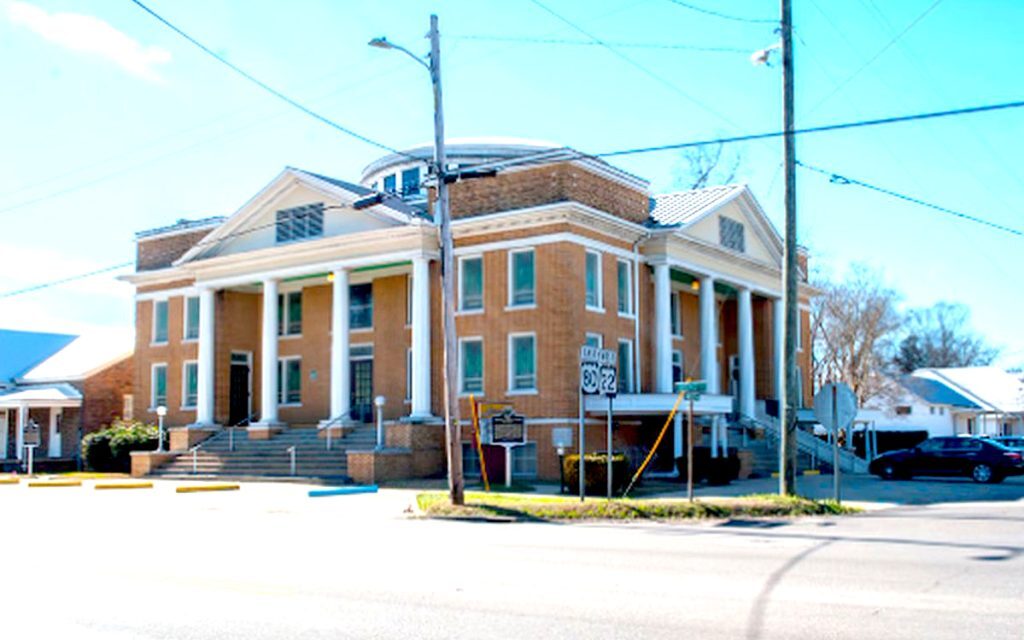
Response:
[177,168,415,264]
[676,187,783,266]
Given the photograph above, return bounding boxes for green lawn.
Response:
[416,491,859,521]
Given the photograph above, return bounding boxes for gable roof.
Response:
[900,375,979,408]
[649,184,746,226]
[915,367,1024,414]
[0,329,77,383]
[20,329,133,383]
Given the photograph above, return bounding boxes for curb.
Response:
[0,477,20,485]
[95,482,154,490]
[28,480,82,488]
[176,484,240,493]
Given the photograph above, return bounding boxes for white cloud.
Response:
[7,1,171,81]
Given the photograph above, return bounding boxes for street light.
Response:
[156,405,167,452]
[369,15,465,505]
[374,395,386,451]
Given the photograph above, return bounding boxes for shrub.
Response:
[562,452,630,496]
[81,419,159,472]
[676,447,741,485]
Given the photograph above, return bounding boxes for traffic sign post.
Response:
[580,345,617,502]
[675,381,705,502]
[813,382,857,504]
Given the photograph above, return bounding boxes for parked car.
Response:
[992,436,1024,451]
[869,436,1024,484]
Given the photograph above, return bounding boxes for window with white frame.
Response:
[585,333,603,349]
[277,357,302,405]
[616,259,633,315]
[401,167,421,197]
[182,361,198,409]
[670,291,682,336]
[617,340,634,393]
[672,350,684,385]
[151,364,167,409]
[277,292,302,336]
[585,250,602,309]
[459,256,483,311]
[405,348,413,401]
[509,333,537,392]
[406,275,413,326]
[460,338,483,394]
[275,203,324,243]
[152,300,168,344]
[719,216,746,253]
[183,296,199,341]
[350,283,373,329]
[382,174,397,194]
[512,442,538,478]
[509,249,535,307]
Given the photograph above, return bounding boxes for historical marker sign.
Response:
[23,421,40,447]
[491,411,526,444]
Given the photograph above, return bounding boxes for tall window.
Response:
[182,362,198,409]
[617,340,634,393]
[152,300,168,344]
[275,203,324,243]
[382,174,397,193]
[670,292,682,336]
[277,357,302,405]
[616,259,633,315]
[401,167,421,196]
[585,250,601,309]
[460,338,483,394]
[277,292,302,336]
[350,283,373,329]
[151,364,167,408]
[795,365,804,408]
[509,333,537,392]
[406,275,413,326]
[719,217,746,253]
[509,249,535,307]
[183,296,199,341]
[672,350,684,386]
[405,348,413,401]
[459,256,483,311]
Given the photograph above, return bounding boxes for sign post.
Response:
[24,420,40,476]
[580,345,617,502]
[813,382,857,504]
[675,381,706,502]
[606,392,615,500]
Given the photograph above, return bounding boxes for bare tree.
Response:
[812,265,903,404]
[674,142,741,190]
[893,302,998,372]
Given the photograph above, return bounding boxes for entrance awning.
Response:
[584,393,732,415]
[0,383,82,409]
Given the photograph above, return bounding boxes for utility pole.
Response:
[779,0,799,496]
[429,14,465,506]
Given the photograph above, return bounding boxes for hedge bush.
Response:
[82,419,159,472]
[675,447,741,485]
[562,452,630,496]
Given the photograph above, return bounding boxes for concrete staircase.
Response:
[149,425,377,483]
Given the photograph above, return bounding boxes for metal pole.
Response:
[578,387,585,502]
[779,0,799,496]
[157,415,164,452]
[832,385,840,503]
[376,405,384,451]
[27,446,34,476]
[606,394,614,500]
[430,14,464,506]
[687,398,695,502]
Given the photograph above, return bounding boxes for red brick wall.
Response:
[137,230,213,271]
[81,356,133,432]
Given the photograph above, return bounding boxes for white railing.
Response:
[317,412,352,451]
[742,414,868,474]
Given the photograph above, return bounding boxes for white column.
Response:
[773,297,784,403]
[738,287,756,418]
[195,286,217,426]
[48,408,61,458]
[259,278,280,426]
[15,403,26,461]
[410,256,433,419]
[653,263,673,394]
[329,268,351,421]
[673,411,683,460]
[699,276,719,394]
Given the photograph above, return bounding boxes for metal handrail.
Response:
[741,414,867,473]
[318,411,353,451]
[189,443,202,475]
[286,445,297,476]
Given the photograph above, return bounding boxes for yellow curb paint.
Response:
[0,477,20,485]
[94,482,154,490]
[28,480,82,488]
[176,484,240,493]
[802,470,821,476]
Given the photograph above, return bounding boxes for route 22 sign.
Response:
[580,345,617,397]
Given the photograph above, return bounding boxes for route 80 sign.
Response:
[580,345,617,396]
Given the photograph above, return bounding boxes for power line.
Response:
[128,0,411,158]
[593,99,1024,158]
[448,34,750,53]
[0,262,134,299]
[664,0,776,24]
[797,161,1023,238]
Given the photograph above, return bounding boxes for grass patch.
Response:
[416,491,859,521]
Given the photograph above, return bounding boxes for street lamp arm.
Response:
[367,37,430,71]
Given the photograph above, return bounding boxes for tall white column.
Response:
[195,286,217,426]
[410,256,433,419]
[673,411,683,460]
[738,287,756,418]
[15,403,26,461]
[774,297,785,403]
[653,263,673,394]
[699,276,719,394]
[259,278,280,426]
[329,268,351,421]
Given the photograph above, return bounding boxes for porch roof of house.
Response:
[0,383,82,408]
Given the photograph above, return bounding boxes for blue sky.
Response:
[0,0,1021,367]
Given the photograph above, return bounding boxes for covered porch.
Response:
[0,383,82,467]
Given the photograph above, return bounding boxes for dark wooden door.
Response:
[229,363,250,425]
[351,360,373,423]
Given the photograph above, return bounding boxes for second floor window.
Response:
[617,260,633,315]
[350,283,373,329]
[382,174,397,194]
[460,338,483,394]
[460,256,483,311]
[182,362,198,409]
[670,292,681,336]
[184,296,199,341]
[276,203,324,243]
[277,292,302,336]
[152,300,168,344]
[585,251,601,309]
[401,167,421,196]
[509,250,535,306]
[151,364,167,409]
[510,334,537,391]
[617,340,634,393]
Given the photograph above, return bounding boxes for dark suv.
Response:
[869,436,1024,484]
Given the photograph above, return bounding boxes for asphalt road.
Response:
[2,478,1021,639]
